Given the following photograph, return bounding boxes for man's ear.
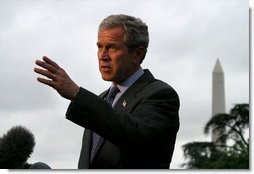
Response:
[134,46,146,64]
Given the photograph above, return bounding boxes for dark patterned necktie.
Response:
[90,85,120,161]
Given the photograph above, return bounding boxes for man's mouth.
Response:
[101,66,111,71]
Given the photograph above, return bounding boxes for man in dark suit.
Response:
[34,14,180,169]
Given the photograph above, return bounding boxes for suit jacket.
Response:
[66,69,180,169]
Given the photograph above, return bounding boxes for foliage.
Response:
[181,104,249,169]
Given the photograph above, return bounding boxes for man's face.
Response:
[97,27,139,83]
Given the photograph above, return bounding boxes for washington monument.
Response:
[212,59,225,145]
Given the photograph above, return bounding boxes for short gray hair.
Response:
[99,14,149,62]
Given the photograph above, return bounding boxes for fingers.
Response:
[34,56,59,86]
[34,67,57,80]
[35,59,57,74]
[37,77,55,87]
[34,56,61,80]
[42,56,60,69]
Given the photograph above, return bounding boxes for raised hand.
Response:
[34,56,80,100]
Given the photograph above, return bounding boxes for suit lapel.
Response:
[114,69,155,112]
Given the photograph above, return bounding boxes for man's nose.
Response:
[99,48,110,60]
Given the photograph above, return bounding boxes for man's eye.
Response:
[109,45,118,50]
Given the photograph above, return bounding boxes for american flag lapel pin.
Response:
[122,100,127,107]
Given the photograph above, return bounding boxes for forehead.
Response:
[97,27,125,43]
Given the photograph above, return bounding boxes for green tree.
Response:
[182,104,249,169]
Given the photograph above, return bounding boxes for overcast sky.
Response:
[0,0,249,169]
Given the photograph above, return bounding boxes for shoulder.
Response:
[143,79,179,102]
[132,75,179,112]
[142,71,179,99]
[149,78,176,92]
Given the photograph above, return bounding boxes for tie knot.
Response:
[104,85,120,104]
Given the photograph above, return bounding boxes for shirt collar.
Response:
[111,67,144,94]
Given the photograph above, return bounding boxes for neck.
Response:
[114,66,141,84]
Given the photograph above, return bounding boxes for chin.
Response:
[101,75,113,82]
[100,72,120,82]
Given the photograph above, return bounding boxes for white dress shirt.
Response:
[111,67,144,107]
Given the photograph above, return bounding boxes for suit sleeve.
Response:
[66,86,179,149]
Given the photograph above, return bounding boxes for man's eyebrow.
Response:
[96,42,119,47]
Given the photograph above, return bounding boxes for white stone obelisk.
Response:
[212,59,226,145]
